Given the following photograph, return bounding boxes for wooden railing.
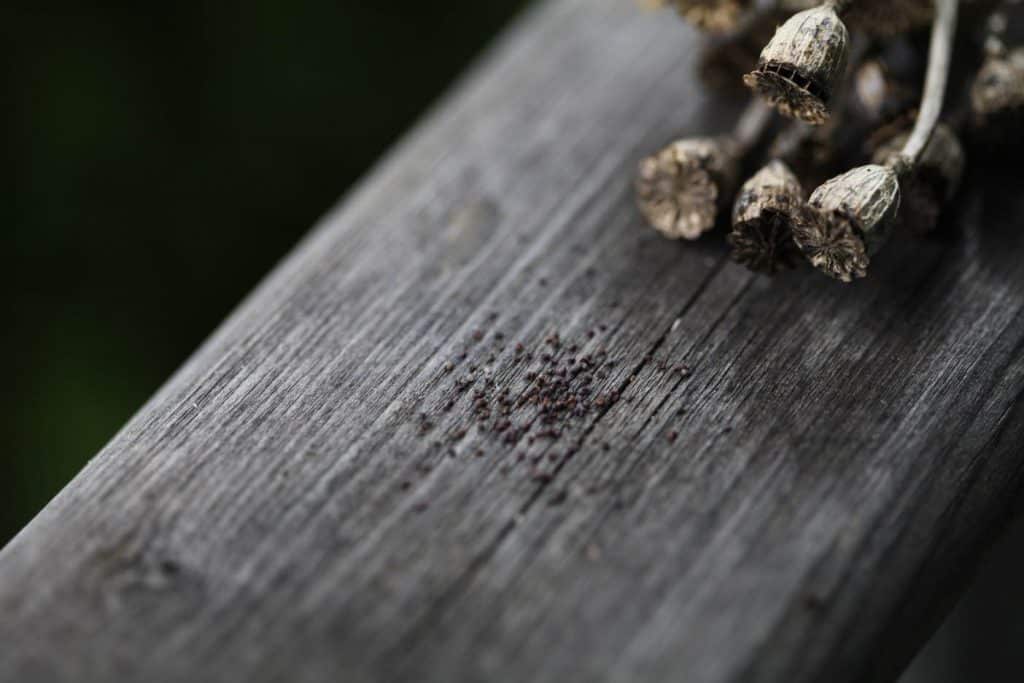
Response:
[2,1,1023,681]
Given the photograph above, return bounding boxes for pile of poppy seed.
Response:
[411,314,691,489]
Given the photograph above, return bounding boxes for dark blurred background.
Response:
[3,1,525,543]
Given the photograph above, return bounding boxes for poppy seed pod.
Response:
[636,137,740,240]
[970,46,1024,144]
[871,123,964,235]
[743,5,850,125]
[794,164,900,282]
[728,161,807,273]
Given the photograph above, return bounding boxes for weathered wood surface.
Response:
[2,1,1024,681]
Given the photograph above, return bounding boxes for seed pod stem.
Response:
[890,0,958,171]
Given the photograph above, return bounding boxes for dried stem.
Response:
[891,0,958,171]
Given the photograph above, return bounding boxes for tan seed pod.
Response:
[871,123,964,234]
[743,5,849,125]
[728,161,807,273]
[970,46,1024,143]
[794,164,900,282]
[635,137,740,240]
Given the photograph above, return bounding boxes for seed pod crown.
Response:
[635,137,740,240]
[729,160,808,273]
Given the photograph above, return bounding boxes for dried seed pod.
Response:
[843,0,933,36]
[743,5,850,125]
[657,0,753,33]
[728,161,807,273]
[970,46,1024,144]
[635,137,740,240]
[794,164,900,281]
[871,123,964,234]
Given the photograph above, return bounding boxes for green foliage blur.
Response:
[2,1,525,544]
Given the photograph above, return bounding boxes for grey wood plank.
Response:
[2,1,1024,682]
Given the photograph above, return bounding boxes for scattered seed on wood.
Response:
[549,489,569,506]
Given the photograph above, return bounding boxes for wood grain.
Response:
[3,1,1024,681]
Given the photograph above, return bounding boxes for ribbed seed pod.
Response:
[871,123,964,234]
[635,137,740,240]
[844,0,933,36]
[728,161,807,273]
[970,47,1024,144]
[743,6,849,125]
[794,164,900,281]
